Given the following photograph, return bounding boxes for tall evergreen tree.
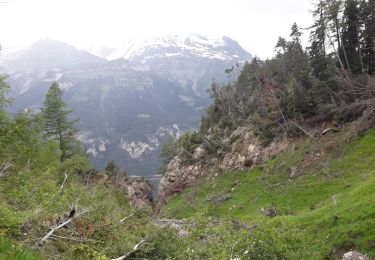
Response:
[326,0,343,51]
[359,0,375,74]
[341,0,363,74]
[309,0,331,80]
[42,82,79,162]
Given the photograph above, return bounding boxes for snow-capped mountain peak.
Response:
[101,34,251,62]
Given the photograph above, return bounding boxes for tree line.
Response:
[196,0,375,145]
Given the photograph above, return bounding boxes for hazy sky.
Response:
[0,0,313,59]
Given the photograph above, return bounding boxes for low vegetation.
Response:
[162,127,375,258]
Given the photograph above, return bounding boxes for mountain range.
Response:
[1,34,252,180]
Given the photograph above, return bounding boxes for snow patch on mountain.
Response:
[101,34,251,62]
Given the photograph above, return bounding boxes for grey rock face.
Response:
[126,180,153,209]
[158,124,289,206]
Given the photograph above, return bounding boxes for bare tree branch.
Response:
[59,171,70,195]
[50,234,97,243]
[38,207,89,246]
[0,161,13,177]
[120,212,135,223]
[111,239,146,260]
[293,121,314,138]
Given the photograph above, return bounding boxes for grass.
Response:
[162,128,375,258]
[0,236,42,260]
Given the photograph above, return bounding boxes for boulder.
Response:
[193,146,205,160]
[342,251,370,260]
[289,167,297,179]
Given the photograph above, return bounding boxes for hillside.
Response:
[1,36,251,177]
[155,1,375,258]
[161,123,375,258]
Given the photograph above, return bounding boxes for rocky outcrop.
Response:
[126,179,153,209]
[221,127,288,170]
[342,251,370,260]
[158,124,289,208]
[158,153,204,209]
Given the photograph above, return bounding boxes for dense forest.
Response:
[1,0,375,259]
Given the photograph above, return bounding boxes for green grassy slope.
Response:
[162,128,375,258]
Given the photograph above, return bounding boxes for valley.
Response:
[1,35,251,177]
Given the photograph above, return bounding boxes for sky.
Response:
[0,0,314,59]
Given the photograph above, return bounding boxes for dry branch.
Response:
[111,239,146,260]
[38,207,89,246]
[0,161,13,177]
[50,234,97,243]
[59,171,70,195]
[120,212,135,223]
[293,121,314,138]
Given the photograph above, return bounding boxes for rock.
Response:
[247,144,257,153]
[237,154,246,165]
[126,179,153,209]
[193,145,205,160]
[178,229,190,237]
[230,126,248,140]
[157,154,204,210]
[260,204,278,217]
[158,123,290,209]
[342,251,370,260]
[289,167,297,179]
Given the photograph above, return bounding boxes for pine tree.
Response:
[360,0,375,74]
[341,0,363,74]
[309,0,331,80]
[42,82,79,162]
[326,0,343,50]
[290,23,302,43]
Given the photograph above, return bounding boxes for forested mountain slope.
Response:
[1,36,251,177]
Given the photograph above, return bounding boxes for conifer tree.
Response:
[341,0,362,74]
[309,0,331,80]
[360,0,375,74]
[42,82,79,162]
[326,0,343,50]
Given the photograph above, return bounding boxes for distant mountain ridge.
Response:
[98,34,251,62]
[4,38,106,72]
[1,35,252,179]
